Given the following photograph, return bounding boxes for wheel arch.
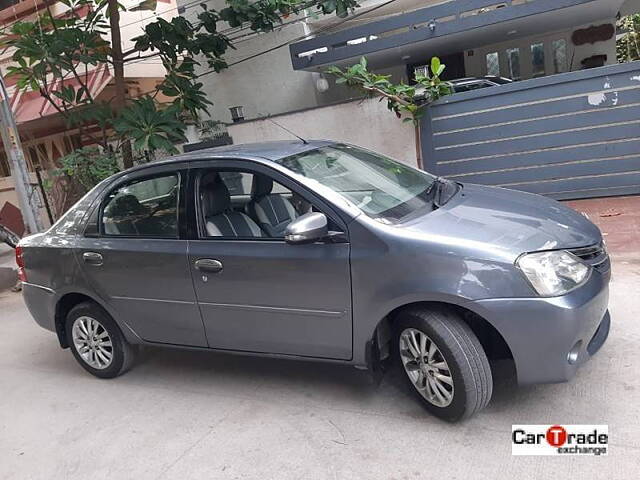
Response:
[55,293,95,348]
[54,291,142,348]
[368,301,514,368]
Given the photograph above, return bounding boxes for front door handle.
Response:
[194,258,223,274]
[82,252,103,266]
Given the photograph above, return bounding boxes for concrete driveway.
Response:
[1,259,639,479]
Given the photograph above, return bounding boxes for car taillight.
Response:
[15,245,27,282]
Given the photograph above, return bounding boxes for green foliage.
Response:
[132,0,360,119]
[55,147,120,191]
[327,56,452,124]
[218,1,358,30]
[113,96,187,154]
[4,0,110,105]
[617,14,640,62]
[2,0,361,190]
[3,0,115,147]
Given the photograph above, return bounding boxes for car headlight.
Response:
[516,250,590,297]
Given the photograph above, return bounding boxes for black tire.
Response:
[394,307,493,421]
[65,302,136,379]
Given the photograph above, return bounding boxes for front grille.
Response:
[569,243,610,273]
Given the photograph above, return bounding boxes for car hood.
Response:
[399,183,602,261]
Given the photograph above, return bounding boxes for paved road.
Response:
[1,259,639,480]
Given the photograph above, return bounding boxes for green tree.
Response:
[327,56,451,167]
[3,0,359,171]
[617,13,640,62]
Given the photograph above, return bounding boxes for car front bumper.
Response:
[470,270,610,385]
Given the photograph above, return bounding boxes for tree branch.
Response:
[359,85,412,107]
[123,52,160,63]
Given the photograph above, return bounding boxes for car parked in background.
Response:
[449,75,514,92]
[415,76,514,103]
[18,141,610,421]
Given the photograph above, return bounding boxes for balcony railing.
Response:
[289,0,598,70]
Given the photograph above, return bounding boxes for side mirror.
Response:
[285,212,328,245]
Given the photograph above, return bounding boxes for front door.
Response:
[76,166,207,347]
[188,164,353,360]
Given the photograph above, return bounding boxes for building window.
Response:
[552,39,567,73]
[486,52,500,76]
[531,42,545,77]
[506,48,521,80]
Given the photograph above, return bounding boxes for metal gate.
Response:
[421,61,640,200]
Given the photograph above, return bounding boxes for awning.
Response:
[9,64,113,124]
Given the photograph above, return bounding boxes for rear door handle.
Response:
[82,252,103,266]
[194,258,223,274]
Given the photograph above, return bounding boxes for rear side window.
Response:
[102,174,179,237]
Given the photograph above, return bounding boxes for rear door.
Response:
[187,160,353,359]
[75,164,207,347]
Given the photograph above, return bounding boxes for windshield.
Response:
[276,144,437,221]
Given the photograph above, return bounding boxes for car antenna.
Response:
[265,116,308,144]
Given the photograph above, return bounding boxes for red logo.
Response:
[546,425,567,447]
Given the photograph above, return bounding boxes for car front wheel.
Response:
[394,307,493,421]
[66,302,135,378]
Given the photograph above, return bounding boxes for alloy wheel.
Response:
[399,328,454,407]
[72,316,113,370]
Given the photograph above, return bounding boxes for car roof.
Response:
[155,139,331,162]
[122,140,336,175]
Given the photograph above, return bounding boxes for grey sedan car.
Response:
[18,141,610,421]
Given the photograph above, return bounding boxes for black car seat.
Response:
[201,173,263,237]
[103,193,148,235]
[247,175,298,237]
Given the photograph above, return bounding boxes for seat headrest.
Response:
[108,194,147,217]
[201,179,230,217]
[251,175,273,199]
[201,171,220,187]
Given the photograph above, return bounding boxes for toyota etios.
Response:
[19,141,610,421]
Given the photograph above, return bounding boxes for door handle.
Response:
[194,258,223,274]
[82,252,103,266]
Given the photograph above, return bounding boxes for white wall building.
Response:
[179,0,640,125]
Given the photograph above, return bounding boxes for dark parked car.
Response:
[415,76,514,103]
[18,141,610,421]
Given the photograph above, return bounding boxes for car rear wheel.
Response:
[66,302,135,378]
[394,307,492,421]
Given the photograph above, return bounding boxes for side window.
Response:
[102,174,180,237]
[198,169,315,239]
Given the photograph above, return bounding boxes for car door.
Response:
[75,164,207,347]
[187,161,353,360]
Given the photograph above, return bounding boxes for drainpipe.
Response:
[0,72,43,234]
